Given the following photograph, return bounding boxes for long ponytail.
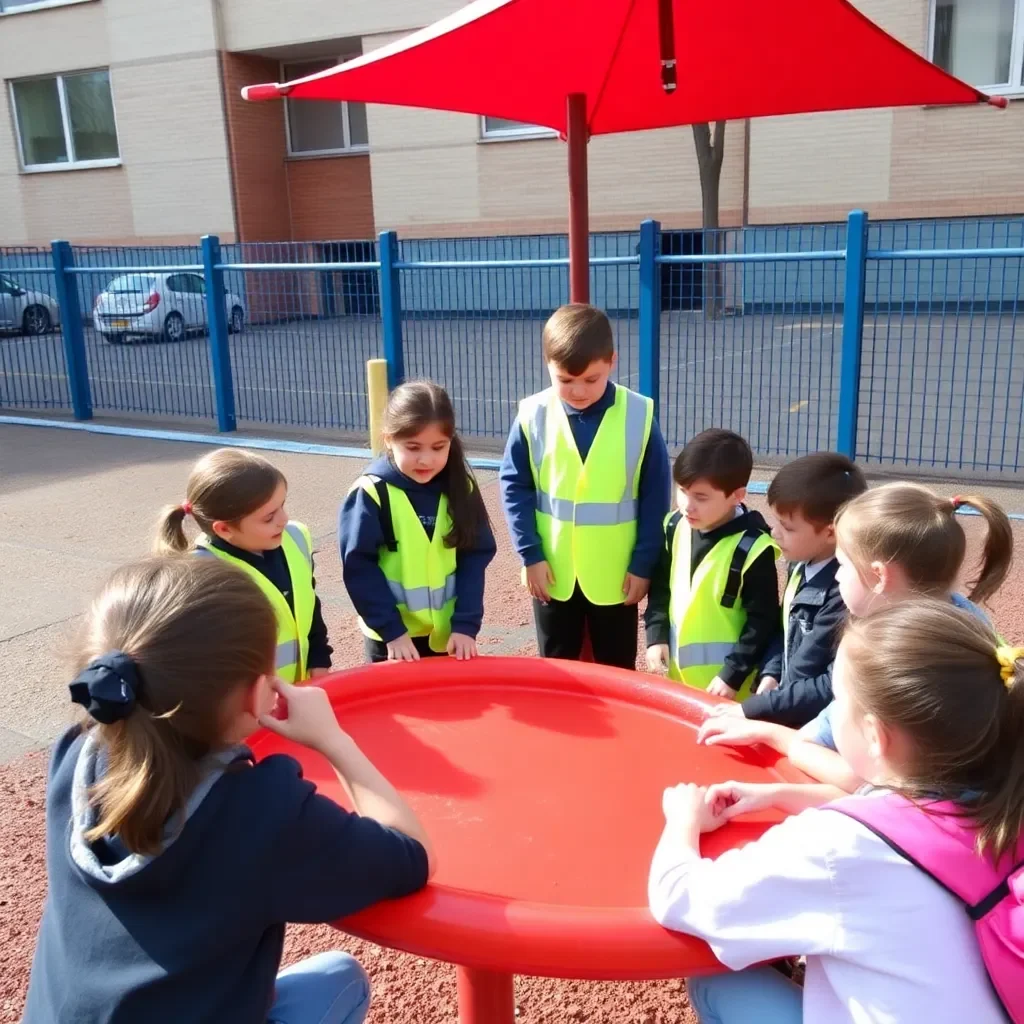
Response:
[953,494,1013,604]
[441,432,490,550]
[154,504,190,554]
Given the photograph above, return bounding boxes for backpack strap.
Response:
[366,475,398,552]
[720,529,762,609]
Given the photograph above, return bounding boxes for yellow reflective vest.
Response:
[518,384,654,605]
[352,476,457,653]
[195,521,315,683]
[667,513,780,696]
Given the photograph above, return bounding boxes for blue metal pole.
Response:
[638,219,661,420]
[379,230,405,390]
[50,240,92,421]
[837,210,868,459]
[201,234,237,432]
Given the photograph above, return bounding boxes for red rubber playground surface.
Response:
[2,451,1023,1023]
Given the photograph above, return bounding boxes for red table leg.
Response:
[456,965,515,1024]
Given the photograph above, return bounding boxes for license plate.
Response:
[110,320,130,328]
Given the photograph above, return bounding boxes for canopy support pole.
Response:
[567,92,590,304]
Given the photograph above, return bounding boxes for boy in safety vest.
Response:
[736,452,868,727]
[499,304,670,669]
[645,429,780,699]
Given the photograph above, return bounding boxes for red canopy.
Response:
[243,0,995,133]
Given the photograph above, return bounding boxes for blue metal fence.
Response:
[2,213,1022,478]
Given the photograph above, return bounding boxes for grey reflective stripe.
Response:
[284,523,311,563]
[523,398,548,480]
[536,491,575,521]
[621,389,648,501]
[276,639,298,669]
[388,574,457,613]
[675,641,737,669]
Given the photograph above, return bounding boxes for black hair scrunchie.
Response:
[69,650,142,725]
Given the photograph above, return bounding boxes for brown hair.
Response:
[153,449,286,554]
[835,483,1013,604]
[542,304,615,375]
[768,452,868,527]
[841,598,1024,859]
[77,556,276,855]
[383,380,490,550]
[673,428,753,495]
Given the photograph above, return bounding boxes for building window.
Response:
[931,0,1024,94]
[0,0,96,12]
[283,59,368,156]
[481,115,556,140]
[10,69,119,171]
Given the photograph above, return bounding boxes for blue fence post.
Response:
[379,230,405,390]
[837,210,869,459]
[50,240,92,421]
[638,218,661,420]
[201,234,237,432]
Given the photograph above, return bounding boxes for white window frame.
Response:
[282,57,368,158]
[479,115,557,141]
[9,68,121,173]
[0,0,97,15]
[928,0,1024,97]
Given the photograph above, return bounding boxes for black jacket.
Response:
[645,506,781,691]
[742,558,845,726]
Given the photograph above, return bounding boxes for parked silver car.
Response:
[93,272,245,343]
[0,274,60,335]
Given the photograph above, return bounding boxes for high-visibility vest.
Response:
[353,476,457,653]
[781,563,803,682]
[195,521,315,683]
[517,384,653,605]
[667,512,780,695]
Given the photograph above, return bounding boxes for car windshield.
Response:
[107,275,157,294]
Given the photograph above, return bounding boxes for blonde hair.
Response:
[76,557,276,855]
[842,598,1024,859]
[154,449,286,554]
[835,483,1012,604]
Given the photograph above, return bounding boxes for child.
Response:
[499,303,670,669]
[650,598,1023,1023]
[701,481,1013,791]
[740,452,867,727]
[645,429,780,698]
[23,556,433,1024]
[340,380,496,663]
[155,447,331,684]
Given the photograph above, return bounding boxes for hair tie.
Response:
[181,501,192,516]
[951,495,964,511]
[69,651,142,724]
[995,645,1023,688]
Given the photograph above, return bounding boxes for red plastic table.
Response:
[249,657,803,1024]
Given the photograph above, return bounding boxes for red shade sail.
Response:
[243,0,997,134]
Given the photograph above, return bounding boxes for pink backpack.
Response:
[830,793,1024,1022]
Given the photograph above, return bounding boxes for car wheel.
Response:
[22,304,51,336]
[229,306,244,335]
[163,312,185,343]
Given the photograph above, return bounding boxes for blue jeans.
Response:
[268,952,370,1024]
[688,967,802,1024]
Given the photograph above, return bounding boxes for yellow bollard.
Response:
[366,358,388,455]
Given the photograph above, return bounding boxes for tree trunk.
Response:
[692,121,726,319]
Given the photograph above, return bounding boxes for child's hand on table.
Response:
[387,634,421,662]
[447,632,478,660]
[705,781,777,821]
[756,675,779,695]
[709,701,745,717]
[698,715,769,748]
[662,783,726,835]
[646,643,669,674]
[524,561,555,604]
[707,676,738,699]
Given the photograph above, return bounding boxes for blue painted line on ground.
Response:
[2,415,1021,519]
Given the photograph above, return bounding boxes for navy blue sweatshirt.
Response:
[498,382,671,578]
[338,456,497,644]
[24,727,428,1024]
[209,534,332,670]
[741,558,844,726]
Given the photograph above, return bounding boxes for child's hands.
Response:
[662,783,726,834]
[258,677,347,755]
[387,634,421,662]
[447,632,478,660]
[525,561,555,604]
[646,643,670,674]
[709,702,745,718]
[707,676,738,699]
[698,715,767,748]
[705,781,777,821]
[756,675,779,695]
[622,573,650,606]
[308,668,330,680]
